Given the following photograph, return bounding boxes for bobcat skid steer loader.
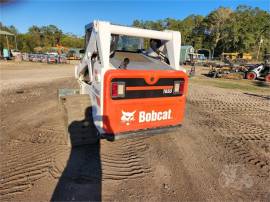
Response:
[59,20,188,143]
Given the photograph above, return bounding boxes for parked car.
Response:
[40,54,48,63]
[47,53,58,64]
[59,54,67,63]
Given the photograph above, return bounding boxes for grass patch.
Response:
[190,77,270,93]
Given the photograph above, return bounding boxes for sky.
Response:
[1,0,270,36]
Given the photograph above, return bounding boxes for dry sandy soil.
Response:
[0,61,269,201]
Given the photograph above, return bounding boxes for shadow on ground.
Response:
[51,107,101,201]
[243,92,270,100]
[252,80,269,87]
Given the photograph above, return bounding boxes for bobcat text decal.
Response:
[121,109,172,125]
[139,109,172,123]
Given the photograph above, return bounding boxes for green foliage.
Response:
[0,22,18,50]
[1,5,269,57]
[61,34,84,48]
[133,5,270,58]
[0,23,84,52]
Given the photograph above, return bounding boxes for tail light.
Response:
[173,80,184,95]
[111,82,125,98]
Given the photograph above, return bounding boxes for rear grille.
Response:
[111,78,184,100]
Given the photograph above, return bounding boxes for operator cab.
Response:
[109,35,171,71]
[79,33,174,82]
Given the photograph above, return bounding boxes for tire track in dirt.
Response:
[2,103,68,145]
[0,77,76,142]
[188,84,270,179]
[101,136,152,181]
[0,78,76,200]
[224,137,269,175]
[198,114,270,172]
[0,143,67,200]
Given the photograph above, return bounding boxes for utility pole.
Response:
[15,35,18,50]
[256,36,263,60]
[5,34,10,49]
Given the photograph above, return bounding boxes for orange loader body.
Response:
[102,70,188,137]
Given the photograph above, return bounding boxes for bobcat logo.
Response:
[121,110,136,125]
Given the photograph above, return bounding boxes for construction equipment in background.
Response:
[67,48,84,60]
[59,20,188,143]
[208,52,270,82]
[208,65,246,79]
[221,52,252,65]
[246,52,270,82]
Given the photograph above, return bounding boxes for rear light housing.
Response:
[111,82,125,98]
[173,80,184,95]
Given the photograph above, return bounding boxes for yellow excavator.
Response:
[221,52,252,64]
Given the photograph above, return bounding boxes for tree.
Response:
[132,6,270,58]
[61,35,84,48]
[0,23,84,52]
[201,7,232,56]
[1,4,269,57]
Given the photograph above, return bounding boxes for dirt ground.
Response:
[0,61,269,201]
